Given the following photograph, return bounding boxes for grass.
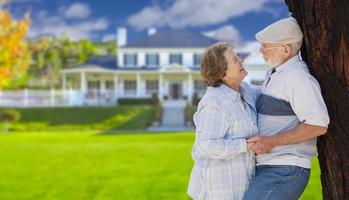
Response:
[0,132,322,200]
[0,106,156,131]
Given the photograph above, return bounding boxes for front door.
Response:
[169,82,182,99]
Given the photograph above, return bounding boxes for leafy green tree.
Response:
[28,37,103,88]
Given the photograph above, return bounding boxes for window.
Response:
[193,54,202,67]
[106,81,114,90]
[169,54,182,65]
[146,54,159,67]
[124,54,137,66]
[146,80,159,95]
[124,80,137,95]
[251,79,264,86]
[87,81,100,90]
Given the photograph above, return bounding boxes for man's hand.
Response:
[247,141,256,153]
[247,136,277,154]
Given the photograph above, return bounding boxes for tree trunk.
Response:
[285,0,349,199]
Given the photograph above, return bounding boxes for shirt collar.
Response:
[219,83,242,102]
[272,55,301,74]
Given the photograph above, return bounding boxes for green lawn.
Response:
[0,132,322,199]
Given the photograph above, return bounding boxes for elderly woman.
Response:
[187,42,259,200]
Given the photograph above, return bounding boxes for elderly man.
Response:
[243,17,330,200]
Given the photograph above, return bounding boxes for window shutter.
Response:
[124,54,127,66]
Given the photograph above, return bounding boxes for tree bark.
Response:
[285,0,349,199]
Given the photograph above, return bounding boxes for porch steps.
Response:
[161,107,185,127]
[148,100,194,131]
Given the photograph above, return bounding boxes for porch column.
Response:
[188,73,193,103]
[114,73,118,104]
[62,73,67,90]
[50,88,55,107]
[24,88,28,107]
[159,73,164,101]
[136,73,141,97]
[100,80,106,94]
[80,72,86,105]
[62,73,67,98]
[80,72,86,92]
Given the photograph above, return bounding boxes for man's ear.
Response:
[284,45,292,56]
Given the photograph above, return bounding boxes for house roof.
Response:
[65,55,117,71]
[123,30,219,48]
[83,55,117,69]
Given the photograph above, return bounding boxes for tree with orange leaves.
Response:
[0,6,31,89]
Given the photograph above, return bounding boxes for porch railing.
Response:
[0,89,117,107]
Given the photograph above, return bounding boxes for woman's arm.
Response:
[195,136,247,159]
[193,101,247,159]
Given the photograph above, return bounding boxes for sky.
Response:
[7,0,291,63]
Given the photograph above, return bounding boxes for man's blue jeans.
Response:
[243,165,310,200]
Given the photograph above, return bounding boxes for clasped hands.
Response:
[246,135,277,154]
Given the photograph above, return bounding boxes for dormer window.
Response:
[170,54,182,65]
[193,54,202,67]
[124,54,137,66]
[146,54,159,67]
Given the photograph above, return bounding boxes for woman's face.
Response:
[221,47,247,86]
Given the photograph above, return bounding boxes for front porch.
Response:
[60,68,206,106]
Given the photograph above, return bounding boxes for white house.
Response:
[60,28,268,106]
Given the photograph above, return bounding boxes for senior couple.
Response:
[187,17,330,200]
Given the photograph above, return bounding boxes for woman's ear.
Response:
[221,72,227,82]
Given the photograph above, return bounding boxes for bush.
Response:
[151,93,160,106]
[0,109,20,132]
[191,93,200,106]
[154,102,162,124]
[118,98,152,105]
[0,106,156,131]
[185,103,194,126]
[0,109,20,122]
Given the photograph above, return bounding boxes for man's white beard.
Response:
[266,56,283,68]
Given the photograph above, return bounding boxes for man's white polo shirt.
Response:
[256,55,330,169]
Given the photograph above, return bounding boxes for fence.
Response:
[0,89,117,107]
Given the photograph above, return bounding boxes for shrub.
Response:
[191,93,200,106]
[154,102,162,124]
[0,109,20,122]
[118,98,152,105]
[0,106,156,131]
[151,93,160,106]
[185,103,194,126]
[0,109,20,132]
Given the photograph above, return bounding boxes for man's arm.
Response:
[247,123,327,154]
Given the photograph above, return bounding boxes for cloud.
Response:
[238,41,265,64]
[203,25,241,44]
[63,3,91,19]
[28,6,108,41]
[128,0,275,30]
[102,34,116,42]
[10,0,41,3]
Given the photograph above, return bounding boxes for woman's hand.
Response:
[247,136,277,154]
